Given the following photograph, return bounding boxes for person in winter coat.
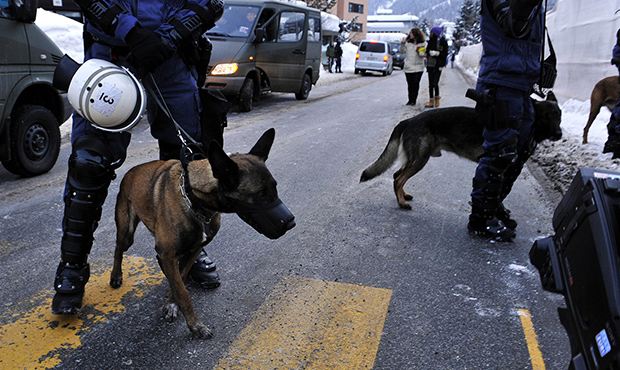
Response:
[424,26,449,108]
[326,41,335,73]
[334,41,343,73]
[468,0,544,241]
[50,0,225,315]
[401,28,426,106]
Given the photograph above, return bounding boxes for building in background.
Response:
[329,0,368,43]
[367,13,418,34]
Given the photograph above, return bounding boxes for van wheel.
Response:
[239,77,255,112]
[354,68,359,74]
[2,105,60,177]
[295,73,312,100]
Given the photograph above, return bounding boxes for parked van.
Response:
[204,0,322,112]
[354,40,393,76]
[1,0,71,177]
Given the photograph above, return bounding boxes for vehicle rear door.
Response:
[306,12,321,83]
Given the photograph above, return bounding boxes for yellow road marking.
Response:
[216,276,392,370]
[0,256,163,370]
[518,308,546,370]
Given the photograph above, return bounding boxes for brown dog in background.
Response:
[582,76,620,144]
[110,129,295,339]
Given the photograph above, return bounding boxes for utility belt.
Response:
[466,88,519,131]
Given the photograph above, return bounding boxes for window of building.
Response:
[348,2,364,14]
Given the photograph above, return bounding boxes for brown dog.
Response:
[110,129,295,338]
[582,76,620,144]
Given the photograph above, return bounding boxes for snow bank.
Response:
[546,0,620,101]
[455,43,481,85]
[35,8,84,63]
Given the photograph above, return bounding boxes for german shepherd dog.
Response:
[360,93,563,210]
[582,76,620,144]
[110,129,295,339]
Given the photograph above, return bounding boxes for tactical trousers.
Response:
[471,85,535,219]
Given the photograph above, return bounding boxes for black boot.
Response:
[52,262,90,314]
[189,249,220,289]
[497,204,518,230]
[468,215,516,242]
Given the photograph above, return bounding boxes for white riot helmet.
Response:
[54,55,146,132]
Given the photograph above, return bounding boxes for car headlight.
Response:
[211,63,239,76]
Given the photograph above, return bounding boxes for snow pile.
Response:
[321,11,340,33]
[455,43,481,84]
[531,100,620,193]
[35,8,84,63]
[546,0,620,101]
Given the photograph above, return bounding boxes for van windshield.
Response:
[207,5,260,38]
[360,42,385,53]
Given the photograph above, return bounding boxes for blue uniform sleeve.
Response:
[488,0,542,39]
[154,0,223,48]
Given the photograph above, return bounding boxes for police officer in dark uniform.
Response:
[604,29,620,159]
[468,0,545,241]
[52,0,226,314]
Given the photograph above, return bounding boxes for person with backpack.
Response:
[424,26,449,108]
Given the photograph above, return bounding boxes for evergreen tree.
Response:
[454,0,480,47]
[305,0,337,11]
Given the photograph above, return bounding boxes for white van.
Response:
[354,40,393,76]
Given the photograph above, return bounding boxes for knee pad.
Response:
[68,136,116,191]
[61,136,115,263]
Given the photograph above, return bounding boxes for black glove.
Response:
[125,26,174,75]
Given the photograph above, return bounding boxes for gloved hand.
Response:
[126,26,174,75]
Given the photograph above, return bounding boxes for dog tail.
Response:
[360,123,405,182]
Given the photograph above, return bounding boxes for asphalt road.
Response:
[0,68,570,369]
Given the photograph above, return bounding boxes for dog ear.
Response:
[546,91,557,102]
[207,141,239,190]
[249,128,275,161]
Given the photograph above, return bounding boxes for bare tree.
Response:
[305,0,337,11]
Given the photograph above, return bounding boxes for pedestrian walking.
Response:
[401,28,426,106]
[468,0,545,241]
[326,41,335,73]
[424,26,449,108]
[450,51,456,68]
[334,41,343,73]
[50,0,226,315]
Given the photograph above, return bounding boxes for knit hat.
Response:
[431,26,443,36]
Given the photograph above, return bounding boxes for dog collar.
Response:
[179,168,216,225]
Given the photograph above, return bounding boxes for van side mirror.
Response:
[254,28,265,43]
[11,0,37,23]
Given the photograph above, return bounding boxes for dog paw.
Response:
[398,203,412,210]
[162,303,179,322]
[404,194,413,201]
[190,322,213,339]
[109,276,123,289]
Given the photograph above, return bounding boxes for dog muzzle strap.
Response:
[232,198,296,240]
